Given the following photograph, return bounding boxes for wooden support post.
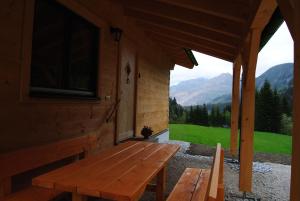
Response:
[230,56,241,156]
[239,29,261,192]
[276,0,295,39]
[290,1,299,200]
[156,166,166,201]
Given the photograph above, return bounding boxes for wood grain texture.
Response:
[239,29,261,192]
[123,0,243,38]
[135,55,172,135]
[2,186,62,201]
[167,168,203,201]
[290,0,299,200]
[156,166,166,201]
[32,142,180,201]
[277,0,295,39]
[117,36,136,142]
[208,144,221,200]
[167,144,223,201]
[0,134,97,179]
[0,0,174,153]
[230,56,241,156]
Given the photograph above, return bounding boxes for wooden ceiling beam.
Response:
[148,32,235,58]
[235,0,277,60]
[251,0,278,29]
[145,29,237,56]
[175,60,194,69]
[149,35,234,62]
[137,21,239,49]
[124,1,243,38]
[125,10,240,48]
[154,43,193,68]
[156,0,250,23]
[277,0,295,39]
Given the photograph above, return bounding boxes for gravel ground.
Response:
[140,140,291,201]
[187,143,291,165]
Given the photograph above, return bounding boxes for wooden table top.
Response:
[32,141,180,201]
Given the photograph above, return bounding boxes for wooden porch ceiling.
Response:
[119,0,269,68]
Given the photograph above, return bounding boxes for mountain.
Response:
[256,63,293,91]
[170,73,232,106]
[170,63,293,106]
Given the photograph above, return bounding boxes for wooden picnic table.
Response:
[32,141,180,201]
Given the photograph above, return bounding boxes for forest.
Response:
[169,80,293,135]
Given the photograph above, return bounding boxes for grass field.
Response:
[169,124,292,155]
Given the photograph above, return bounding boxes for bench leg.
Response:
[217,184,225,201]
[72,192,87,201]
[156,166,166,201]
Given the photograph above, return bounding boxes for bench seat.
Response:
[3,186,62,201]
[167,143,224,201]
[167,168,211,201]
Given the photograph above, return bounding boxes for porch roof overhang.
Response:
[119,0,279,69]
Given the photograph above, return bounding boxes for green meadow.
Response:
[169,124,292,155]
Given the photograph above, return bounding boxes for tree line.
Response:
[255,80,292,135]
[169,98,231,127]
[169,80,292,135]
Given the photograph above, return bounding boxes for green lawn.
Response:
[169,124,292,155]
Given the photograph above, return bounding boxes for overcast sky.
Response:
[170,22,294,86]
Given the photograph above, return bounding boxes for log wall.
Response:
[0,0,173,153]
[136,56,172,136]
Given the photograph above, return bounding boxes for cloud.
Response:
[170,22,294,86]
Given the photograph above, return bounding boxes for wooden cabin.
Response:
[0,0,299,200]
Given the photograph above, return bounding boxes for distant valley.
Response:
[170,63,293,106]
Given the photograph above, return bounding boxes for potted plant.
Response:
[141,126,153,139]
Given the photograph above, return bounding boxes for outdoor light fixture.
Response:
[110,27,123,42]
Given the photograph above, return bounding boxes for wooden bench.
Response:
[0,134,98,201]
[167,143,224,201]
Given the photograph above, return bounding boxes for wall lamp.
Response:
[110,27,123,42]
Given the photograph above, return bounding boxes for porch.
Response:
[0,0,299,201]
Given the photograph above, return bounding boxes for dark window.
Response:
[30,0,99,99]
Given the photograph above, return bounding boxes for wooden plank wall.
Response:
[136,56,172,135]
[0,0,174,153]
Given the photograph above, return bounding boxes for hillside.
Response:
[256,63,293,91]
[170,73,232,106]
[170,63,293,106]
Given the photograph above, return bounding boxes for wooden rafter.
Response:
[251,0,278,29]
[140,24,237,54]
[124,1,243,38]
[147,31,236,56]
[136,21,239,48]
[156,0,250,23]
[126,7,242,39]
[148,34,234,62]
[277,0,295,39]
[124,8,241,42]
[156,43,193,68]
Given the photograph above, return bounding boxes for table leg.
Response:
[72,192,87,201]
[156,166,166,201]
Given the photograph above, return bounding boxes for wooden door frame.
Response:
[133,53,139,138]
